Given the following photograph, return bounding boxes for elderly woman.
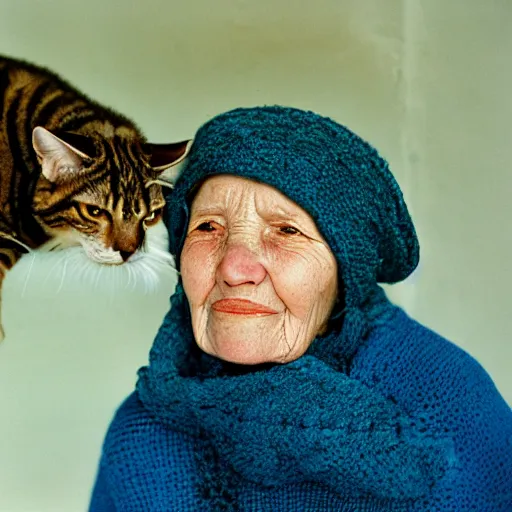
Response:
[89,106,512,511]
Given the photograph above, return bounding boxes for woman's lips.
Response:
[211,298,278,316]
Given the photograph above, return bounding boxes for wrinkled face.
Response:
[31,127,189,265]
[181,175,338,365]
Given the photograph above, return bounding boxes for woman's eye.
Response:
[279,225,301,235]
[196,221,216,232]
[85,204,103,218]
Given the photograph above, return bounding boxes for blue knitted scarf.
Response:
[136,106,450,509]
[137,282,449,510]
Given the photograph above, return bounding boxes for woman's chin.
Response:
[205,338,279,366]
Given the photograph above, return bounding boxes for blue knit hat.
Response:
[166,106,419,313]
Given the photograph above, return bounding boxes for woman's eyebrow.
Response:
[259,205,304,222]
[190,205,224,216]
[267,212,302,223]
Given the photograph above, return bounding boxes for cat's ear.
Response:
[145,140,193,188]
[32,126,91,183]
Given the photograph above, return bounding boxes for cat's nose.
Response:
[120,250,135,262]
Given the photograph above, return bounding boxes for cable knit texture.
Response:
[89,106,512,511]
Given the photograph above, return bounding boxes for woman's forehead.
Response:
[191,175,303,216]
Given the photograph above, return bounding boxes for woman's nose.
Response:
[217,243,267,287]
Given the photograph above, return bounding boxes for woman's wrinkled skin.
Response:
[181,175,338,365]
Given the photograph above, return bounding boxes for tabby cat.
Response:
[0,55,191,341]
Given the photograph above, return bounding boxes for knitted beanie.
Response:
[166,105,419,316]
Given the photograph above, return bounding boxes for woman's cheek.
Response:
[181,239,219,303]
[268,246,313,315]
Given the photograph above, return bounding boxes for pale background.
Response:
[0,1,510,511]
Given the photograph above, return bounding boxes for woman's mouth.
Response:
[211,298,278,316]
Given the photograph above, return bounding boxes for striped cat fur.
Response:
[0,55,191,341]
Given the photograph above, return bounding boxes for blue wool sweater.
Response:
[89,106,512,510]
[89,299,512,511]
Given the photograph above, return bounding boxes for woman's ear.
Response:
[145,140,193,187]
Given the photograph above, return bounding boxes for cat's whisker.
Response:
[100,265,106,289]
[88,264,96,288]
[108,269,117,303]
[140,262,152,295]
[124,264,132,290]
[56,255,68,294]
[43,251,67,287]
[81,263,89,285]
[78,254,91,286]
[21,252,37,298]
[93,264,102,290]
[53,251,69,287]
[81,259,93,287]
[129,265,137,292]
[57,249,79,293]
[72,254,84,284]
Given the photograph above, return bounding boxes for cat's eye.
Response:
[84,204,103,218]
[144,208,162,226]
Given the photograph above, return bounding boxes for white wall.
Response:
[0,1,510,510]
